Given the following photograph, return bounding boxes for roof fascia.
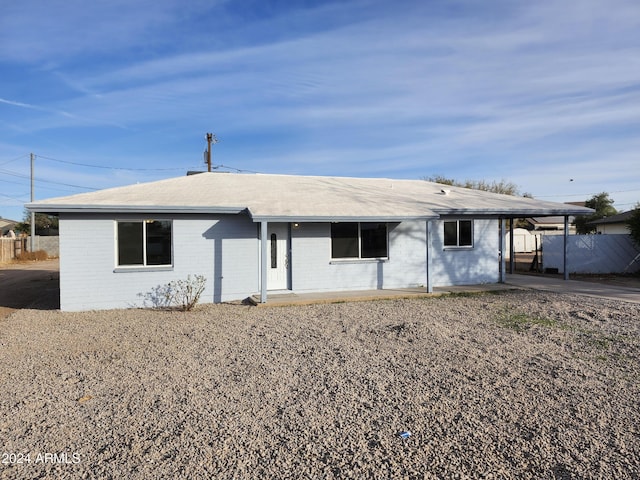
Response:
[249,214,439,223]
[436,208,594,219]
[26,204,247,215]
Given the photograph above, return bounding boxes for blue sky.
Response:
[1,0,639,222]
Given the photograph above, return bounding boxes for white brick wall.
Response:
[59,213,259,311]
[58,215,501,310]
[290,221,429,293]
[430,219,500,286]
[290,219,500,293]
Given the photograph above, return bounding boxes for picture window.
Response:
[117,220,172,266]
[331,223,388,259]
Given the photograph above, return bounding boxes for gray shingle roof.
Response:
[587,209,637,225]
[27,172,594,221]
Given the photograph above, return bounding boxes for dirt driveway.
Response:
[0,259,59,319]
[512,253,640,289]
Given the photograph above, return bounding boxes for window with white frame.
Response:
[331,222,388,259]
[443,220,473,247]
[117,220,172,266]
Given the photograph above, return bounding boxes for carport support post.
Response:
[260,221,268,303]
[499,218,506,283]
[563,215,569,281]
[30,152,35,254]
[509,218,515,274]
[426,220,433,293]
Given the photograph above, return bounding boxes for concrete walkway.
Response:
[256,282,515,307]
[255,274,640,307]
[505,274,640,304]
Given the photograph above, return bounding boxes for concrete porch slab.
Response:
[244,273,640,307]
[248,283,519,307]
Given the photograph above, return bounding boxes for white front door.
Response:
[267,223,289,290]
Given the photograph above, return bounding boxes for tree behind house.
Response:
[15,211,59,236]
[574,192,618,234]
[424,175,526,196]
[424,175,532,228]
[626,204,640,247]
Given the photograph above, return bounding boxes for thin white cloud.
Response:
[0,0,226,63]
[0,97,42,110]
[1,0,639,218]
[38,0,637,136]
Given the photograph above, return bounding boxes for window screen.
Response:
[118,222,144,265]
[145,221,172,265]
[360,223,388,258]
[443,221,458,247]
[459,220,473,247]
[331,223,359,258]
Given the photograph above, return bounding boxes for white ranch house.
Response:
[588,210,636,235]
[28,173,592,311]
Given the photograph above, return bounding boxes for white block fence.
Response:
[543,234,640,274]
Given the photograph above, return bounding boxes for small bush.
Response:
[16,250,49,262]
[139,275,207,311]
[170,275,207,311]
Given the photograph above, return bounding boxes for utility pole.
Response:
[205,133,218,172]
[30,152,35,253]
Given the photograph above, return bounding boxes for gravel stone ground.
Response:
[1,290,639,479]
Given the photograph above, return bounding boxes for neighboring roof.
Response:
[528,216,575,225]
[587,209,637,225]
[27,172,594,222]
[0,218,18,228]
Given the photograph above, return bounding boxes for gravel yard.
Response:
[1,291,639,479]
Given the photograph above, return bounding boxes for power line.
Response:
[60,157,257,175]
[0,177,28,187]
[39,154,257,175]
[215,164,261,174]
[37,154,200,172]
[0,154,259,199]
[0,179,29,197]
[3,180,91,196]
[0,154,29,167]
[0,167,99,191]
[3,153,254,180]
[535,188,640,198]
[0,192,28,202]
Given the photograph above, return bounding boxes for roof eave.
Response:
[26,203,247,215]
[435,208,595,218]
[249,214,439,223]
